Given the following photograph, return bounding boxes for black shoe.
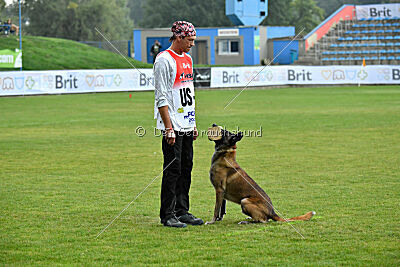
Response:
[163,217,187,228]
[177,213,204,225]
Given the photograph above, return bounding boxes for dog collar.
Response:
[217,148,236,153]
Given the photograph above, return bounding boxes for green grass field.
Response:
[1,86,399,265]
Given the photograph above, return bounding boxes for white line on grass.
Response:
[95,157,176,238]
[224,158,305,239]
[224,28,305,110]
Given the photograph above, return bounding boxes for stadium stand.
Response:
[297,16,400,65]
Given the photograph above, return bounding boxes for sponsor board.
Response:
[193,67,211,88]
[356,4,400,20]
[1,66,400,96]
[210,65,400,88]
[0,49,22,68]
[0,69,155,96]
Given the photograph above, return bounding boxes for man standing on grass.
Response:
[153,21,203,228]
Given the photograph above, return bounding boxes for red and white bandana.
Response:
[171,21,196,38]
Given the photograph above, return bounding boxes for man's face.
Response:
[179,36,196,53]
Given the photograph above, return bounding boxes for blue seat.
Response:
[345,37,353,41]
[385,36,394,40]
[347,43,354,48]
[394,29,400,33]
[354,36,362,41]
[384,23,392,27]
[345,30,353,34]
[347,57,355,60]
[376,23,384,27]
[392,23,400,27]
[376,30,385,34]
[394,36,400,40]
[364,56,371,60]
[386,42,394,46]
[354,56,362,60]
[338,51,346,55]
[330,44,338,48]
[322,57,330,61]
[352,24,360,28]
[395,49,400,53]
[322,51,330,55]
[338,43,346,48]
[331,57,337,61]
[380,56,388,60]
[378,36,385,40]
[338,37,345,41]
[369,30,377,34]
[368,43,378,47]
[338,57,346,60]
[369,36,377,40]
[396,56,400,60]
[361,30,369,34]
[387,49,395,53]
[385,30,393,34]
[388,56,395,60]
[395,42,400,46]
[360,18,367,21]
[370,56,378,60]
[361,36,369,41]
[370,50,378,54]
[379,49,387,54]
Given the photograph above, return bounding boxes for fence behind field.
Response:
[80,40,132,58]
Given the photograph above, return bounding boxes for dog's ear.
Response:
[208,126,223,141]
[235,132,243,142]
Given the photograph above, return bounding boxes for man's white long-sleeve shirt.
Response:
[153,49,196,132]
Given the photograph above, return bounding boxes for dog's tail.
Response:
[271,211,316,222]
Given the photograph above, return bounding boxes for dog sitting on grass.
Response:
[206,124,315,225]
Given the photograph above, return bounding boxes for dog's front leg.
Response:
[216,199,226,221]
[206,189,224,225]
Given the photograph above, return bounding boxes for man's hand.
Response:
[166,128,176,146]
[193,127,198,141]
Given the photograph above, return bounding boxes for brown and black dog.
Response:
[206,124,315,225]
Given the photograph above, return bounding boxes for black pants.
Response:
[160,131,193,223]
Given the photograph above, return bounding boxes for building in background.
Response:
[133,26,297,65]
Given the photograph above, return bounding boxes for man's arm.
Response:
[154,57,175,145]
[158,106,175,145]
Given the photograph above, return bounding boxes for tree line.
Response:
[0,0,392,41]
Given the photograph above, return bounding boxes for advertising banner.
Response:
[2,65,400,96]
[0,68,155,96]
[356,4,400,20]
[193,67,211,88]
[211,65,400,88]
[0,49,22,68]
